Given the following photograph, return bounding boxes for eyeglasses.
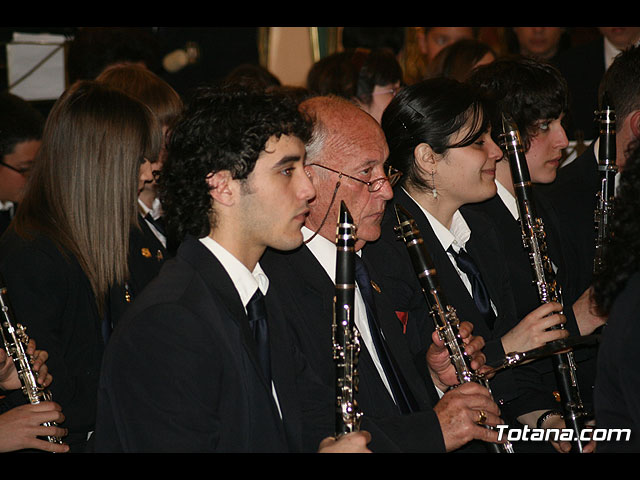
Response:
[306,163,402,193]
[0,160,31,176]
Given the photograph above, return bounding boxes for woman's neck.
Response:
[404,184,460,230]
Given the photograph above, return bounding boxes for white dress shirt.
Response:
[402,188,498,317]
[198,235,281,417]
[302,226,398,403]
[0,200,15,213]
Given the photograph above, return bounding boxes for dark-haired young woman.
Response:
[364,77,578,452]
[0,80,161,451]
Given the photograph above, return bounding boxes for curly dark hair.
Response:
[599,44,640,124]
[159,85,312,245]
[467,55,568,150]
[592,139,640,316]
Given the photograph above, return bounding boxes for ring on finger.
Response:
[476,410,487,425]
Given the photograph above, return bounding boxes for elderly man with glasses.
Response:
[0,93,44,236]
[262,95,504,453]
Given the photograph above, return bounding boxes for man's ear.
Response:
[629,109,640,140]
[206,170,235,206]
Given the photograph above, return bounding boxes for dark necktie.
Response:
[144,212,166,236]
[246,288,272,384]
[448,246,496,329]
[354,255,417,414]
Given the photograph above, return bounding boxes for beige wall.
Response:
[266,27,316,87]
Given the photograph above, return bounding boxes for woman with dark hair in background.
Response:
[424,39,496,82]
[0,80,161,452]
[306,47,403,124]
[365,77,576,452]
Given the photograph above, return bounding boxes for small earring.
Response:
[431,171,437,199]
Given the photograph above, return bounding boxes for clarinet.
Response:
[499,113,588,453]
[0,274,63,445]
[393,203,513,453]
[593,92,617,275]
[332,201,362,436]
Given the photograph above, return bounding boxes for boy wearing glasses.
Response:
[0,93,43,236]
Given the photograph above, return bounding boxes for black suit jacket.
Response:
[0,227,104,452]
[106,213,169,332]
[465,190,599,415]
[364,189,523,410]
[465,192,582,336]
[537,144,600,297]
[594,272,640,452]
[556,38,605,141]
[261,241,446,453]
[94,236,328,452]
[535,145,607,413]
[0,207,13,238]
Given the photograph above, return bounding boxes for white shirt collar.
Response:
[302,228,399,400]
[138,197,150,215]
[401,187,471,253]
[302,226,362,283]
[603,36,640,69]
[0,200,14,212]
[495,179,520,221]
[603,36,622,70]
[138,197,163,220]
[199,235,269,310]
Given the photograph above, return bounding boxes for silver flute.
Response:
[500,113,588,453]
[0,274,63,445]
[332,201,362,436]
[394,203,513,453]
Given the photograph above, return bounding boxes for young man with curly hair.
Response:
[93,86,371,453]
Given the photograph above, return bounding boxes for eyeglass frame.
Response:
[0,160,31,176]
[306,163,402,192]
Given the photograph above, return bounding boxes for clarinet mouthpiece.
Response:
[339,200,353,225]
